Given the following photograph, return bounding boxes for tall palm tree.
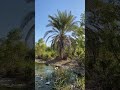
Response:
[44,11,76,59]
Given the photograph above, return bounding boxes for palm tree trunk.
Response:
[59,46,64,59]
[59,34,64,59]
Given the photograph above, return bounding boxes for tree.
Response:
[72,13,85,58]
[7,28,21,42]
[85,0,120,89]
[44,11,76,59]
[35,38,46,57]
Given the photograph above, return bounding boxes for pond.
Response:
[35,63,55,90]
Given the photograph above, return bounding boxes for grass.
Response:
[52,68,85,90]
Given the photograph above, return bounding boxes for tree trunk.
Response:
[59,47,63,59]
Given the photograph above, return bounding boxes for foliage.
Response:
[35,11,85,62]
[52,69,85,90]
[72,27,85,58]
[44,10,77,59]
[0,28,34,83]
[86,0,120,89]
[35,38,56,60]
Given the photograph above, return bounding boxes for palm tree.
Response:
[20,0,35,48]
[44,11,76,59]
[72,13,85,56]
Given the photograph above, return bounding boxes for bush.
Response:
[51,68,85,90]
[0,40,34,83]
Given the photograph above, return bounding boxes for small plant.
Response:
[75,77,85,90]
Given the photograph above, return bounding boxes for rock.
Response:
[45,81,50,85]
[55,67,58,70]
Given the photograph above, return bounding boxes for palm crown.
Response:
[44,11,76,59]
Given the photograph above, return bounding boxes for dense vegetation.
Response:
[35,38,56,60]
[86,0,120,89]
[0,28,34,85]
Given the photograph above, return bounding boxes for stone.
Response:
[45,81,50,85]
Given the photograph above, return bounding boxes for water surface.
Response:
[35,63,54,90]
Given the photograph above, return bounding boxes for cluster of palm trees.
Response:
[44,11,85,59]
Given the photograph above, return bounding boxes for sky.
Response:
[35,0,85,46]
[0,0,33,38]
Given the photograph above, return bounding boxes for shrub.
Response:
[52,69,76,90]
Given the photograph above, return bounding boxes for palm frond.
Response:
[45,33,56,43]
[44,30,58,39]
[45,10,77,58]
[20,11,35,29]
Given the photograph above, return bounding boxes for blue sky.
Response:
[35,0,85,46]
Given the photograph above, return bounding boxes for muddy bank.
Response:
[36,59,80,67]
